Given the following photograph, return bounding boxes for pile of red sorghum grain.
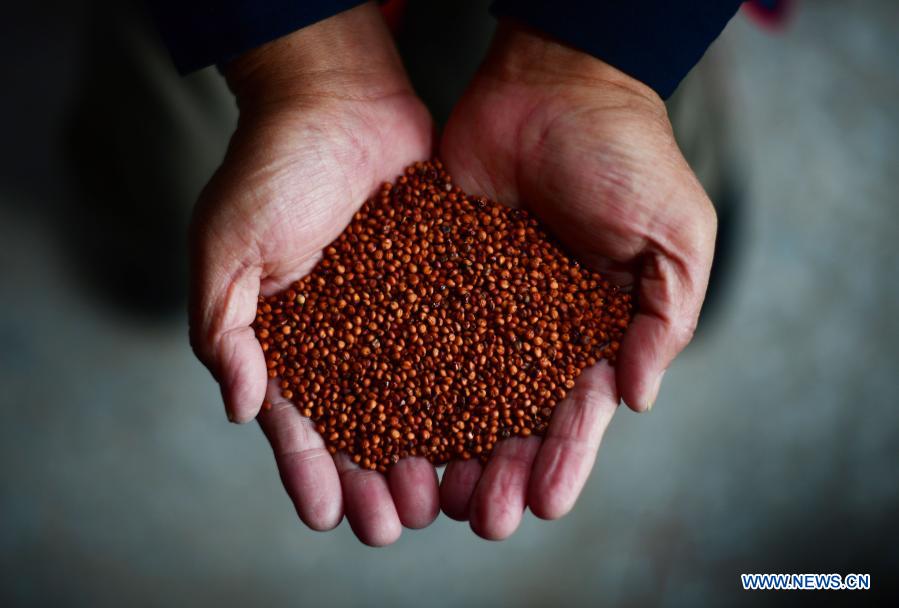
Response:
[253,160,632,472]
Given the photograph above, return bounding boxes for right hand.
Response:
[188,3,437,546]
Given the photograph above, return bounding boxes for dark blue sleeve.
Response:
[147,1,368,74]
[490,0,744,98]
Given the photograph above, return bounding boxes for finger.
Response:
[214,326,268,423]
[257,382,343,531]
[468,437,541,540]
[528,361,618,520]
[189,219,266,423]
[616,248,710,412]
[439,459,483,521]
[388,458,440,529]
[334,454,402,546]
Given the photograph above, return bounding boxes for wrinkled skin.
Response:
[189,5,716,545]
[437,24,716,539]
[189,5,437,546]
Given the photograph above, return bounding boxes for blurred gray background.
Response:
[1,1,897,606]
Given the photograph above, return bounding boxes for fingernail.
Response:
[645,370,666,412]
[226,407,237,423]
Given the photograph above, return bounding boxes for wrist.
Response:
[481,20,663,107]
[225,2,413,113]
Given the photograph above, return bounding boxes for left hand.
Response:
[438,23,717,539]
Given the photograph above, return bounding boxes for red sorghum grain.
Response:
[253,160,632,472]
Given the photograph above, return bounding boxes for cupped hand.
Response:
[438,23,717,539]
[189,4,438,545]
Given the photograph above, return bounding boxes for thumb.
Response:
[614,252,706,412]
[615,196,716,412]
[189,216,267,423]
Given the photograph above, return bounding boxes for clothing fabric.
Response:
[490,0,744,97]
[148,0,367,73]
[149,0,743,97]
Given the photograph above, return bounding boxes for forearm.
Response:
[148,0,369,73]
[478,21,661,104]
[224,2,413,111]
[490,0,744,98]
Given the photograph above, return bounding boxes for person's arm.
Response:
[147,0,368,73]
[490,0,744,98]
[176,3,436,545]
[438,21,718,537]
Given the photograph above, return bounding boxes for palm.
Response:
[190,92,438,544]
[438,57,715,538]
[195,94,431,296]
